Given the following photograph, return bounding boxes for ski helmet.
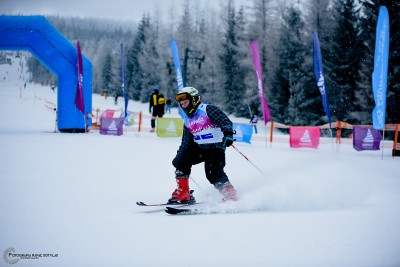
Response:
[175,87,201,117]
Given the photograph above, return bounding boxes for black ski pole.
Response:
[231,144,266,176]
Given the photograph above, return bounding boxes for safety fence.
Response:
[79,106,400,156]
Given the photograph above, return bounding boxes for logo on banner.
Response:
[362,129,374,149]
[107,120,118,133]
[232,123,252,144]
[235,125,243,140]
[289,127,320,149]
[156,118,183,137]
[352,126,381,151]
[300,130,312,146]
[166,121,176,133]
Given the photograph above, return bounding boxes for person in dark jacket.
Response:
[168,86,238,204]
[149,87,165,132]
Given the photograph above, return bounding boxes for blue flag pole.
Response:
[169,39,184,90]
[372,6,390,159]
[313,32,331,129]
[169,39,186,118]
[313,32,333,151]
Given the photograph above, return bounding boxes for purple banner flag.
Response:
[353,126,382,151]
[250,41,271,125]
[75,41,85,114]
[100,117,124,136]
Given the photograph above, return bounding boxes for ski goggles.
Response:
[175,93,190,102]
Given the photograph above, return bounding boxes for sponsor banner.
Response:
[75,41,85,114]
[121,43,128,117]
[353,126,382,151]
[101,109,115,118]
[250,41,271,125]
[100,117,124,136]
[233,123,253,144]
[313,31,332,127]
[156,118,184,137]
[289,127,320,149]
[372,6,390,129]
[169,39,184,90]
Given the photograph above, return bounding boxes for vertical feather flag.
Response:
[169,39,184,90]
[75,41,85,114]
[250,41,271,125]
[313,32,331,128]
[121,43,128,118]
[372,6,390,130]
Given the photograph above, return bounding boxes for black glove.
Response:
[222,133,235,148]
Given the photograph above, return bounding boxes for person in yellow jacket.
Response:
[149,87,165,132]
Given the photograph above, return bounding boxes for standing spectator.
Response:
[166,97,172,114]
[149,87,165,132]
[250,113,258,134]
[114,92,119,105]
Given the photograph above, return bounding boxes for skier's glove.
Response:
[223,131,235,148]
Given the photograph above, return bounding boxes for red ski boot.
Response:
[220,183,239,202]
[168,177,195,204]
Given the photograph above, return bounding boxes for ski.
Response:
[165,207,203,215]
[165,205,242,215]
[137,190,198,207]
[136,201,198,207]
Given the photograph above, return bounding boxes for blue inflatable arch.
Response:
[0,16,92,132]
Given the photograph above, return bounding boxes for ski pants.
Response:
[172,145,229,186]
[151,107,164,128]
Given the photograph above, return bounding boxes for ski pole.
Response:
[231,144,266,176]
[189,175,207,194]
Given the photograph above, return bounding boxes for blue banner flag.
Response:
[169,39,184,90]
[233,123,253,144]
[372,6,390,130]
[313,32,331,127]
[121,43,128,118]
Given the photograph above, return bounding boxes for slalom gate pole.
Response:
[231,144,266,176]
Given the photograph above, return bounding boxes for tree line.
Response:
[26,0,399,126]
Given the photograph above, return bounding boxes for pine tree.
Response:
[101,52,114,94]
[247,0,280,121]
[270,6,308,125]
[303,0,337,126]
[126,15,148,101]
[329,0,362,123]
[353,0,376,124]
[137,15,161,102]
[219,0,247,115]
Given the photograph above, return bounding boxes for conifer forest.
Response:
[24,0,399,126]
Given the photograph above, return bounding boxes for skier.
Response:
[149,87,165,132]
[168,86,238,204]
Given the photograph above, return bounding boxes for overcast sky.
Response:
[0,0,223,22]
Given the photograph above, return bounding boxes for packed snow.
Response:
[1,56,399,267]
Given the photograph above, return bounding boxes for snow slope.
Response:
[1,57,400,267]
